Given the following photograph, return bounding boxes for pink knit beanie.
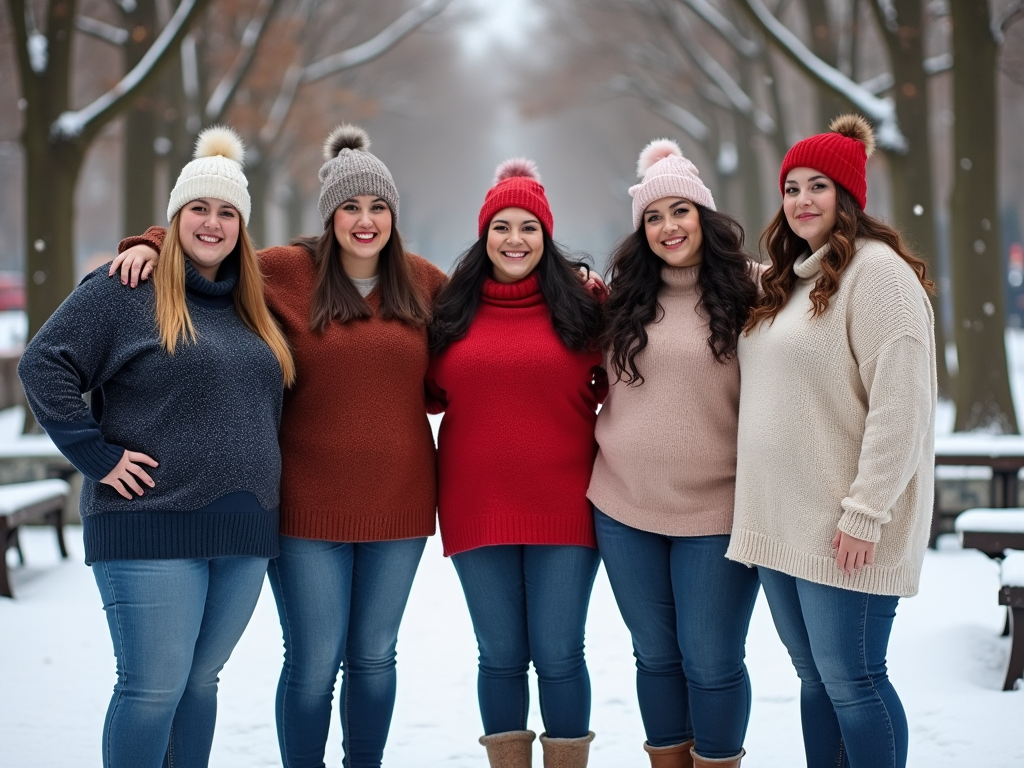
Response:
[629,139,715,229]
[478,158,554,237]
[779,114,876,210]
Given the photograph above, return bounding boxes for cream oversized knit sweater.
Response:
[726,238,936,597]
[588,264,738,536]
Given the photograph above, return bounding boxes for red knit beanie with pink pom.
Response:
[478,158,554,237]
[779,114,877,210]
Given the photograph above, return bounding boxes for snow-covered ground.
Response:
[2,527,1024,767]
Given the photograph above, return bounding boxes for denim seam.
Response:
[860,594,897,768]
[100,562,126,768]
[275,567,295,768]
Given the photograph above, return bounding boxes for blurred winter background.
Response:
[3,0,1024,765]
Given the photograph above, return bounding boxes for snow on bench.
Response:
[955,509,1024,534]
[0,479,70,598]
[1003,552,1024,589]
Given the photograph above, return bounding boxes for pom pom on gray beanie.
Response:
[317,125,399,229]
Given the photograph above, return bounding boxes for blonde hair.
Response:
[154,212,296,386]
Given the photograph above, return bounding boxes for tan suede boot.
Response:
[479,730,537,768]
[538,731,595,768]
[690,747,745,768]
[643,739,695,768]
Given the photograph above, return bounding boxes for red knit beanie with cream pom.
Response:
[779,114,877,209]
[478,158,554,237]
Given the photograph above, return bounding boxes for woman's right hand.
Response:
[109,245,159,287]
[101,449,159,499]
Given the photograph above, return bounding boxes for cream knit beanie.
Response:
[167,126,250,224]
[629,139,715,229]
[317,124,399,229]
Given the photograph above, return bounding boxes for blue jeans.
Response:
[91,556,269,768]
[267,535,426,768]
[757,567,907,768]
[593,509,759,758]
[451,544,601,738]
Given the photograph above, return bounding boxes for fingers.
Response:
[141,261,154,281]
[130,258,144,288]
[126,450,159,468]
[120,256,135,285]
[120,471,145,497]
[109,253,126,277]
[126,463,155,488]
[110,479,133,500]
[865,544,875,565]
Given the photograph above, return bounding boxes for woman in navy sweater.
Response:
[18,127,294,768]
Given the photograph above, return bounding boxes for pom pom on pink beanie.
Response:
[629,139,715,229]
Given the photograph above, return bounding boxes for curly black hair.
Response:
[602,204,758,385]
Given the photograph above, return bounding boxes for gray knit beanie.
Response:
[317,125,399,229]
[167,126,251,224]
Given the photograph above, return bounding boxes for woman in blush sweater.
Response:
[427,159,605,768]
[728,115,936,768]
[111,126,446,768]
[587,140,760,768]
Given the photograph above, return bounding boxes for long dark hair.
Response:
[602,204,758,386]
[293,225,430,332]
[745,184,934,330]
[429,232,602,355]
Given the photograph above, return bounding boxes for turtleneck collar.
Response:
[481,271,545,307]
[185,254,238,308]
[660,263,701,296]
[793,242,830,280]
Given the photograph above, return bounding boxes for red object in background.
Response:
[1010,243,1024,271]
[0,273,25,311]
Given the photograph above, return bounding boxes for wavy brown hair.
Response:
[602,205,758,386]
[294,222,430,332]
[745,184,934,330]
[155,211,295,386]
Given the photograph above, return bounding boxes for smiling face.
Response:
[486,207,545,284]
[177,198,241,280]
[643,197,704,268]
[332,195,393,279]
[783,167,838,252]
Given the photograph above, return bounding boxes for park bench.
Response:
[954,508,1024,690]
[931,434,1024,546]
[0,479,71,598]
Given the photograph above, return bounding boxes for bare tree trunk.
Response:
[737,58,766,237]
[122,1,160,237]
[949,0,1017,432]
[246,156,270,248]
[878,0,952,396]
[803,0,848,126]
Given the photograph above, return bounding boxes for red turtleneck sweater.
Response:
[427,273,604,557]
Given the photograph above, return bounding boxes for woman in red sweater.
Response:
[112,126,446,768]
[427,160,605,768]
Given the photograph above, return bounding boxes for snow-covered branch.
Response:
[675,0,760,57]
[737,0,907,152]
[612,75,711,144]
[51,0,212,141]
[858,53,953,95]
[23,0,47,73]
[75,15,129,46]
[875,0,899,33]
[301,0,453,83]
[205,0,285,124]
[258,0,454,146]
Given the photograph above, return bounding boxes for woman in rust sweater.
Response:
[427,159,605,768]
[113,126,445,768]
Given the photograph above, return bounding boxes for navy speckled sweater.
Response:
[18,259,284,563]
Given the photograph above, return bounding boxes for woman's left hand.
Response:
[832,530,875,575]
[577,266,609,303]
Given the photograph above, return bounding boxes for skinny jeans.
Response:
[267,535,426,768]
[757,566,907,768]
[451,543,600,738]
[92,556,268,768]
[593,509,759,758]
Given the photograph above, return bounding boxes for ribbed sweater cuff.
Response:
[41,417,124,481]
[838,500,884,543]
[279,508,436,543]
[440,513,598,557]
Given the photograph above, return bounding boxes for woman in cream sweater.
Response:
[727,115,936,768]
[588,140,760,768]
